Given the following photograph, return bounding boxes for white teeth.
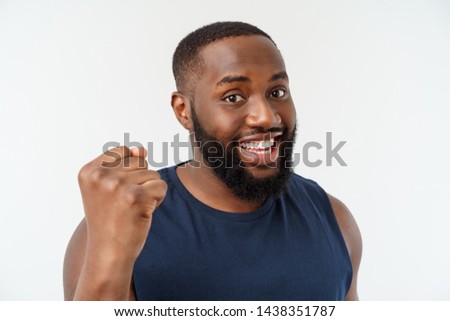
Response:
[249,149,271,155]
[240,139,275,149]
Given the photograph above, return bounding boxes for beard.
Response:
[190,106,296,205]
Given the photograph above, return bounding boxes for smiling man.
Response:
[64,21,362,301]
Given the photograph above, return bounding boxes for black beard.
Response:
[190,106,296,205]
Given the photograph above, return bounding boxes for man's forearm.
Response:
[73,255,134,301]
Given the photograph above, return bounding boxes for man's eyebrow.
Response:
[215,71,288,87]
[215,75,251,87]
[269,71,289,82]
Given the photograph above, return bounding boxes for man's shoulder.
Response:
[155,164,178,182]
[156,165,172,176]
[289,172,319,186]
[156,162,189,180]
[288,172,328,199]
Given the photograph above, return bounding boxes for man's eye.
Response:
[270,89,286,98]
[224,94,244,103]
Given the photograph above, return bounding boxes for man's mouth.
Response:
[239,138,276,155]
[237,132,283,165]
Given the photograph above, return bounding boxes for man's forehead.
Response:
[199,35,286,79]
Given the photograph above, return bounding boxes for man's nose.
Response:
[245,97,282,130]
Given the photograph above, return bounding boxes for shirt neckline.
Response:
[166,163,275,222]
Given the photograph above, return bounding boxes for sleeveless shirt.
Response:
[133,164,352,300]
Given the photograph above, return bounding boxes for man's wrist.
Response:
[73,252,134,300]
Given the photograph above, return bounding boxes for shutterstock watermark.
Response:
[102,132,348,168]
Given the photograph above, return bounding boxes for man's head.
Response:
[171,21,297,204]
[172,21,275,94]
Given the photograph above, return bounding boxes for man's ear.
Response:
[171,91,192,131]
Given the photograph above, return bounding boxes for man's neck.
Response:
[176,161,262,213]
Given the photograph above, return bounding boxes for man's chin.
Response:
[240,163,281,180]
[210,156,293,204]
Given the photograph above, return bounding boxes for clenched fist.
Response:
[78,146,167,262]
[66,146,167,300]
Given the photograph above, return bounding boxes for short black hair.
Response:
[172,21,276,93]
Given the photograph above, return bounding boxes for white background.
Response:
[0,0,449,300]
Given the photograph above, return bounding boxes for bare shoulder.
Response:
[327,194,362,259]
[327,193,363,301]
[63,219,137,300]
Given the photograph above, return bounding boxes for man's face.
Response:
[188,35,297,202]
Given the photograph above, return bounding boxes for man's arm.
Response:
[327,193,362,301]
[63,219,137,300]
[63,146,166,300]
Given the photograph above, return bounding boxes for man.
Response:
[64,21,362,300]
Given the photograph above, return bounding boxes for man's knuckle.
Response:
[121,185,139,205]
[159,180,168,194]
[77,164,91,184]
[150,180,167,200]
[129,157,148,170]
[104,175,123,192]
[140,158,149,169]
[89,167,107,184]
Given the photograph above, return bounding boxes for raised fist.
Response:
[77,146,167,263]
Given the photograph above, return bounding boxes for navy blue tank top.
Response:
[133,165,352,300]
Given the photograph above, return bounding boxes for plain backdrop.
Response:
[0,0,449,300]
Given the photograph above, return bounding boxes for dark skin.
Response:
[174,35,296,213]
[64,35,362,300]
